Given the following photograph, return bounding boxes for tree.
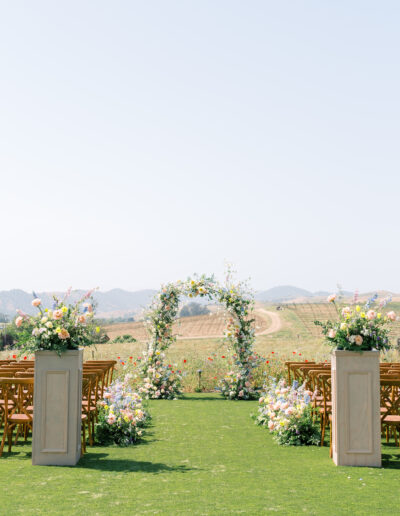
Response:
[179,302,210,318]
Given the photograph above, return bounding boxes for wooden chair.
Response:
[0,378,34,456]
[81,372,98,446]
[81,377,91,454]
[318,373,332,446]
[380,379,400,445]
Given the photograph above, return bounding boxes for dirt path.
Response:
[255,308,282,335]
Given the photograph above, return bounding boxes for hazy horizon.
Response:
[2,2,400,293]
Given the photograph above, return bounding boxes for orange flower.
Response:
[58,328,70,340]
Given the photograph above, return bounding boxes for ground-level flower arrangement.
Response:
[138,351,182,400]
[95,376,151,446]
[255,378,320,446]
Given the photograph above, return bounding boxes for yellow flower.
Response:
[95,326,100,333]
[61,306,68,313]
[377,313,382,319]
[356,305,361,312]
[124,416,129,423]
[384,316,388,322]
[55,326,61,333]
[340,323,347,330]
[360,312,365,318]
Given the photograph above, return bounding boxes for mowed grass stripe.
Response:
[0,394,399,514]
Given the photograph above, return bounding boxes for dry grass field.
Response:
[104,309,271,342]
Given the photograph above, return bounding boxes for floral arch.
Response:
[138,273,260,400]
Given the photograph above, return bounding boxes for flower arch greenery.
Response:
[138,272,260,400]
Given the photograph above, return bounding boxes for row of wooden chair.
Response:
[0,359,117,457]
[286,361,400,456]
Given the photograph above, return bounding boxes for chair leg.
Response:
[0,422,8,457]
[87,414,93,446]
[8,425,15,453]
[81,422,86,456]
[14,425,21,446]
[320,417,326,446]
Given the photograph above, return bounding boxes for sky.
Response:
[1,1,400,294]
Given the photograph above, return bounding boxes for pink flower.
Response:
[328,329,337,339]
[354,335,363,346]
[341,306,351,317]
[268,420,275,431]
[15,316,23,328]
[107,414,116,424]
[32,298,41,307]
[53,309,63,320]
[387,311,396,321]
[77,315,86,323]
[366,310,376,320]
[327,294,336,303]
[238,390,244,397]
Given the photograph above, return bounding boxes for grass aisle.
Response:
[0,394,399,515]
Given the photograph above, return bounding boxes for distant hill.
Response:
[255,286,313,302]
[255,285,355,303]
[0,289,157,319]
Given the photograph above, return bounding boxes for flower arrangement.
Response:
[14,289,99,354]
[255,378,320,446]
[95,376,150,446]
[315,293,396,352]
[139,270,259,400]
[139,351,182,400]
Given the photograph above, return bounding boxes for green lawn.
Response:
[0,394,399,515]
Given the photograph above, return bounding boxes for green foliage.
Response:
[112,334,137,344]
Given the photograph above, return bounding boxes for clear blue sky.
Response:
[1,1,399,293]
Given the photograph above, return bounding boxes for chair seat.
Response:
[9,414,31,423]
[383,415,400,425]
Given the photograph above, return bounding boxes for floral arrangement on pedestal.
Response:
[139,270,259,400]
[315,293,396,352]
[14,289,99,354]
[255,378,320,446]
[95,376,151,446]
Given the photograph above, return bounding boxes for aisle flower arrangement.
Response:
[315,294,395,352]
[139,270,259,400]
[138,351,182,400]
[95,376,150,446]
[14,290,99,354]
[255,378,320,446]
